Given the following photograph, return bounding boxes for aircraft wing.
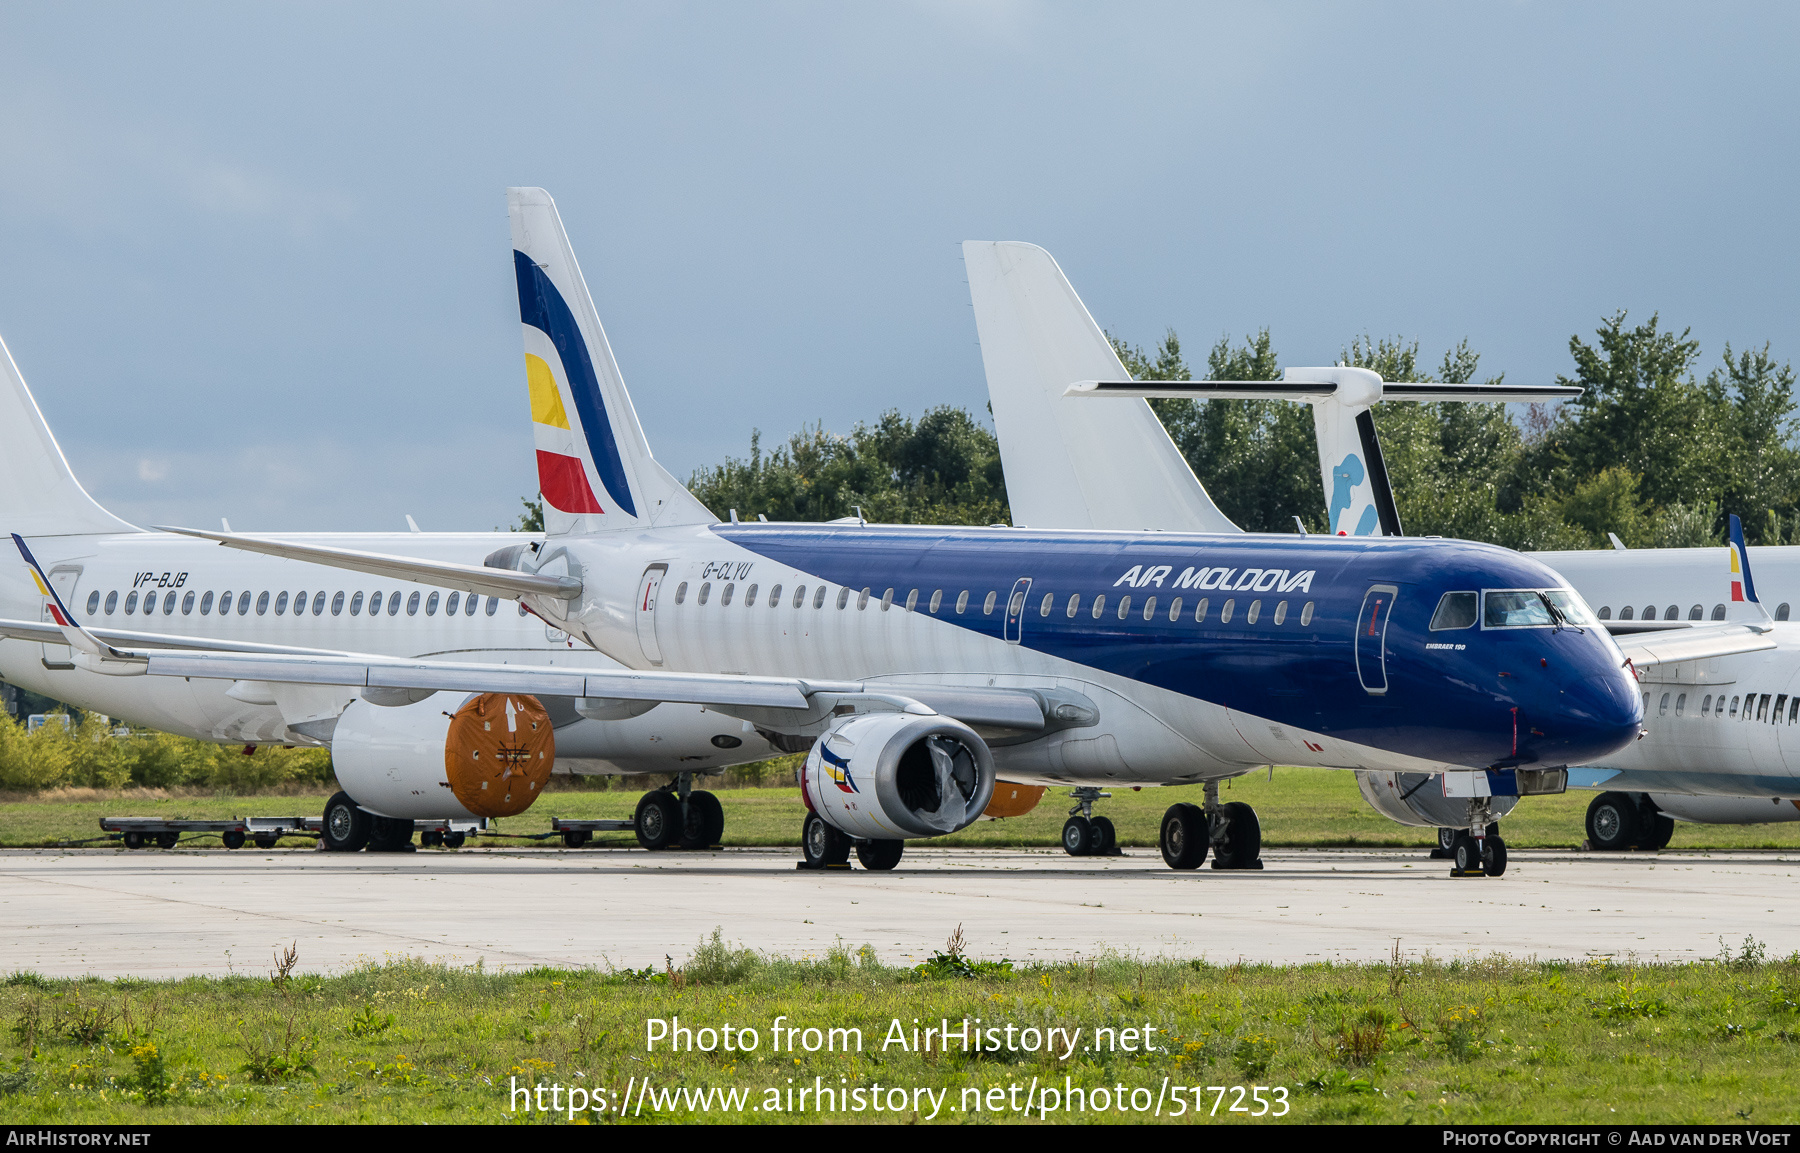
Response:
[1064,380,1582,402]
[0,616,365,657]
[1613,624,1776,668]
[153,526,580,602]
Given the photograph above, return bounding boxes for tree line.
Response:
[663,311,1799,551]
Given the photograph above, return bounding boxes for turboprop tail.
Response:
[507,187,715,536]
[0,333,138,538]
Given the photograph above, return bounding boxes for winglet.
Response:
[1727,514,1776,629]
[13,532,111,658]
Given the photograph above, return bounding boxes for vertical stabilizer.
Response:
[507,187,714,535]
[0,334,138,538]
[963,241,1239,533]
[1298,367,1402,537]
[1726,514,1776,627]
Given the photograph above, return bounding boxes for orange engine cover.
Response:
[983,781,1047,820]
[443,693,555,818]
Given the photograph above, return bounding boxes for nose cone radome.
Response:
[1546,669,1643,764]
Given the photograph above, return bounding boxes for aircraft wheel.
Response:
[1089,816,1116,854]
[367,817,416,852]
[855,839,904,871]
[802,812,851,867]
[1585,792,1638,851]
[1212,801,1262,869]
[1482,836,1508,877]
[321,791,371,852]
[1452,832,1480,873]
[1061,816,1093,856]
[1159,803,1208,870]
[683,790,725,848]
[221,830,246,850]
[1637,799,1674,851]
[635,791,681,850]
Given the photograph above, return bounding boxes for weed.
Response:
[1589,973,1669,1020]
[347,1005,394,1038]
[240,1015,317,1083]
[914,923,1014,980]
[270,942,299,990]
[10,1000,42,1055]
[56,993,115,1047]
[0,1058,32,1096]
[1438,1005,1489,1061]
[125,1042,174,1105]
[687,929,760,985]
[1719,935,1769,971]
[1334,1007,1393,1067]
[1233,1032,1277,1078]
[1304,1067,1378,1095]
[3,972,49,989]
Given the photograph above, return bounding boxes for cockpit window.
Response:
[1429,592,1478,631]
[1482,588,1597,629]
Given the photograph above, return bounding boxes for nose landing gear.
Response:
[1449,802,1506,876]
[1060,788,1119,857]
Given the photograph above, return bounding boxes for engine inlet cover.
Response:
[800,712,996,840]
[444,693,555,818]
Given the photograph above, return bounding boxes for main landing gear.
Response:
[1061,788,1120,857]
[633,773,725,850]
[1584,792,1674,852]
[1159,780,1262,871]
[796,812,904,871]
[320,792,422,852]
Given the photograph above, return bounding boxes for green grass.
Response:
[5,768,1799,850]
[3,937,1798,1123]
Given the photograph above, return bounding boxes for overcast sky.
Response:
[2,3,1795,532]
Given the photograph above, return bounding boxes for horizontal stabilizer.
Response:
[156,527,581,601]
[1066,380,1581,403]
[1613,624,1776,668]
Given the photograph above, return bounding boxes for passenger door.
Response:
[634,564,668,665]
[1356,584,1398,695]
[1004,577,1032,645]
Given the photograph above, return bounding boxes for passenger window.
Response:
[86,591,100,614]
[908,590,921,613]
[275,591,289,615]
[1665,605,1678,621]
[1246,600,1261,624]
[1759,694,1771,721]
[1597,606,1611,620]
[1730,695,1740,717]
[793,586,806,609]
[1790,698,1799,724]
[465,592,478,615]
[1038,593,1052,617]
[445,592,460,615]
[1273,600,1287,625]
[1142,596,1155,620]
[815,587,828,609]
[350,592,364,616]
[838,587,851,610]
[954,590,968,614]
[1619,606,1634,620]
[1428,592,1478,630]
[1688,605,1703,620]
[313,592,326,615]
[1066,594,1080,618]
[1195,597,1209,623]
[407,591,421,616]
[1116,595,1131,619]
[369,591,383,615]
[1776,694,1788,723]
[425,592,439,616]
[1170,597,1183,622]
[1091,594,1105,619]
[180,591,193,614]
[882,588,895,612]
[859,588,871,610]
[104,591,118,615]
[485,596,498,616]
[1658,692,1669,716]
[767,584,782,607]
[1701,695,1712,716]
[220,591,234,615]
[929,590,942,614]
[237,592,250,616]
[721,583,734,606]
[257,591,270,615]
[1299,600,1313,624]
[982,591,996,615]
[1220,599,1236,624]
[199,591,214,615]
[1712,604,1726,621]
[332,592,346,616]
[1641,606,1656,621]
[744,584,759,607]
[1781,604,1793,622]
[698,582,710,605]
[148,592,163,614]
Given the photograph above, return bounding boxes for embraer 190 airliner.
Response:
[20,188,1647,877]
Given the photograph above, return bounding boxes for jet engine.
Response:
[331,692,555,820]
[800,712,996,839]
[1356,770,1518,828]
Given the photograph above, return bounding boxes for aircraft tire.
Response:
[1213,801,1261,869]
[1452,832,1480,873]
[367,817,417,852]
[855,839,904,871]
[1585,792,1639,851]
[1159,803,1208,870]
[683,791,725,848]
[1482,836,1508,877]
[635,791,681,850]
[321,792,371,852]
[1061,816,1092,857]
[802,812,851,867]
[1089,816,1116,853]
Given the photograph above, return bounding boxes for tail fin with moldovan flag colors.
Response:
[12,532,142,669]
[1726,514,1776,628]
[508,187,715,536]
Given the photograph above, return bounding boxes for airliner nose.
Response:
[1551,670,1643,763]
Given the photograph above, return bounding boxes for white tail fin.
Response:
[963,241,1239,534]
[507,187,714,535]
[0,333,137,538]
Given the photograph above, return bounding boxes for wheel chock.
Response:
[794,861,854,871]
[1449,867,1489,878]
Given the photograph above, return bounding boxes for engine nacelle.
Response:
[1356,770,1519,828]
[331,693,555,820]
[800,712,996,839]
[1647,792,1800,825]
